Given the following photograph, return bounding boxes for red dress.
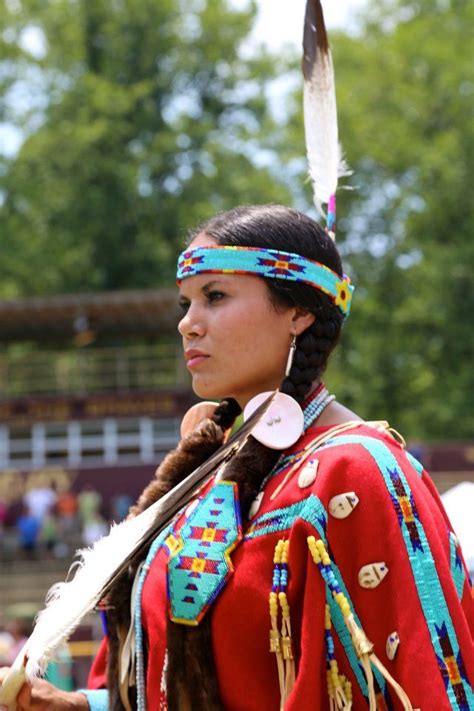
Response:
[88,422,474,709]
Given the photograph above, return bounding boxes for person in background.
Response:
[15,504,40,559]
[81,512,108,548]
[78,485,102,528]
[22,485,56,526]
[56,489,80,538]
[40,508,59,558]
[0,632,14,668]
[4,620,29,667]
[45,644,74,693]
[110,492,132,523]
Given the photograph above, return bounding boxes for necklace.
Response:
[303,385,335,431]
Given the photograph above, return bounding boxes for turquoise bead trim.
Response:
[176,245,354,317]
[299,494,328,531]
[405,451,424,477]
[449,531,466,600]
[78,689,109,711]
[168,481,242,625]
[318,434,474,709]
[135,524,172,711]
[245,497,319,540]
[309,507,388,702]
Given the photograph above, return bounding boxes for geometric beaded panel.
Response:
[167,481,242,625]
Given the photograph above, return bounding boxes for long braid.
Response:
[282,306,343,404]
[211,397,242,431]
[107,400,242,711]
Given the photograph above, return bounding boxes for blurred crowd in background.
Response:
[0,485,132,560]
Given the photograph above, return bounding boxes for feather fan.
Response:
[0,392,276,708]
[303,0,351,235]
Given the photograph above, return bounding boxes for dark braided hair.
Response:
[165,206,345,709]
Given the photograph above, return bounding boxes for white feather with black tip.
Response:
[303,0,351,216]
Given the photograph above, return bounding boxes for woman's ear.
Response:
[291,307,316,335]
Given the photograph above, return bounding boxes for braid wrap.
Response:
[281,307,343,404]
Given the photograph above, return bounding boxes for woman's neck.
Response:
[315,399,363,428]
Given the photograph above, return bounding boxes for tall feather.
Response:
[0,393,276,706]
[303,0,350,237]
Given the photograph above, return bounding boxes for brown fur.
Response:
[105,419,225,710]
[130,420,225,517]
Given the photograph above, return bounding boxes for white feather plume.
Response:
[303,0,351,217]
[0,502,163,708]
[17,501,160,680]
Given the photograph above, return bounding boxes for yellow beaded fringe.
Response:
[325,604,353,710]
[308,537,417,711]
[269,539,296,710]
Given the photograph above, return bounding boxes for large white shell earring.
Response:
[243,391,304,450]
[285,334,297,377]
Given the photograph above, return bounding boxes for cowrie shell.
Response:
[358,562,389,589]
[386,631,400,661]
[298,459,319,488]
[329,492,359,519]
[249,491,264,519]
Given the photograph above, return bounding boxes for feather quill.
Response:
[0,392,276,705]
[303,0,351,235]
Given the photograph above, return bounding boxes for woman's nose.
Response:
[178,305,205,339]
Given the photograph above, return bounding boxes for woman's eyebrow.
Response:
[202,280,227,293]
[178,279,227,300]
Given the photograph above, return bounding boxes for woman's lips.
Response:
[186,355,209,369]
[185,350,210,369]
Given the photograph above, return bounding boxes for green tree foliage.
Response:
[0,0,291,294]
[276,0,473,438]
[1,0,472,440]
[326,0,474,439]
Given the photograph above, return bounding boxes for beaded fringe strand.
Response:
[308,537,418,711]
[324,604,352,710]
[269,540,296,709]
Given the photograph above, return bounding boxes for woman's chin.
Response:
[191,376,226,401]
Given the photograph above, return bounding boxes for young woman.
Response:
[2,204,473,710]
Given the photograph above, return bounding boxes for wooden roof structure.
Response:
[0,289,180,342]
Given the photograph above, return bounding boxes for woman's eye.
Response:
[207,290,225,303]
[178,300,190,314]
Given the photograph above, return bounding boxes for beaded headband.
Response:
[176,245,354,317]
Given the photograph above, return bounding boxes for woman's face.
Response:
[177,234,313,408]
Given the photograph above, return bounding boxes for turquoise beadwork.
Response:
[176,246,354,317]
[167,481,242,625]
